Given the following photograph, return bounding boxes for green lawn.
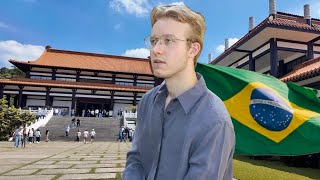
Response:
[233,156,320,180]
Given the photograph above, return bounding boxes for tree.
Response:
[0,97,35,140]
[0,66,25,79]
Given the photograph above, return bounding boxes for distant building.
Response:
[0,46,161,116]
[211,1,320,94]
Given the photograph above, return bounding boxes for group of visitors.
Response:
[74,129,96,144]
[53,108,69,116]
[82,109,109,118]
[12,127,49,148]
[116,125,134,142]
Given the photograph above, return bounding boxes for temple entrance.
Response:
[76,98,110,117]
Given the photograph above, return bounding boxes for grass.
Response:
[234,155,320,180]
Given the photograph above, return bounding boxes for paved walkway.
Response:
[0,141,130,180]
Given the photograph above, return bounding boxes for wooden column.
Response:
[6,94,11,106]
[110,91,115,111]
[0,85,4,99]
[18,85,24,108]
[248,53,255,71]
[270,38,278,77]
[133,92,138,106]
[71,89,77,110]
[52,68,57,80]
[133,75,138,86]
[76,70,81,82]
[307,42,314,60]
[45,87,51,107]
[112,74,116,84]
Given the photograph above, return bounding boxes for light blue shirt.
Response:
[123,73,235,180]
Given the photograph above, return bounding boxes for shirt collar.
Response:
[154,73,207,114]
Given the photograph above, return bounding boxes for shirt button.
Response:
[167,111,171,115]
[173,98,178,102]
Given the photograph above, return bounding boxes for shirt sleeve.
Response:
[122,99,145,180]
[184,121,235,180]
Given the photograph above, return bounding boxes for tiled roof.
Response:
[9,48,153,75]
[212,12,320,64]
[268,12,320,31]
[0,78,152,92]
[280,57,320,82]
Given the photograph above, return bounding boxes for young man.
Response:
[90,129,96,143]
[45,128,50,142]
[123,5,235,180]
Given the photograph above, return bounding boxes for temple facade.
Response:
[0,46,161,116]
[211,2,320,93]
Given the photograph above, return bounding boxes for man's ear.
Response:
[189,42,201,58]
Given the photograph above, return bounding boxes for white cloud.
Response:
[123,48,149,58]
[109,0,150,17]
[0,40,44,68]
[215,38,239,54]
[167,1,185,6]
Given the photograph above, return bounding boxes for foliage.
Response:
[0,98,35,141]
[0,66,25,79]
[128,105,136,111]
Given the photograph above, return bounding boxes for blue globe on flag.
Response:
[249,88,294,131]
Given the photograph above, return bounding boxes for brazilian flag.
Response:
[196,63,320,155]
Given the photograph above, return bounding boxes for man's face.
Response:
[150,18,192,79]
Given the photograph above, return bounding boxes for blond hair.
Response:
[150,5,206,66]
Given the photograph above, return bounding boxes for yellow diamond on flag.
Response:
[224,82,320,143]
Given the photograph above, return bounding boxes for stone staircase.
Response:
[39,117,121,141]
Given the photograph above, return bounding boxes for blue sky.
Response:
[0,0,320,68]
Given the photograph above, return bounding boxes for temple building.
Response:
[0,46,160,116]
[211,1,320,93]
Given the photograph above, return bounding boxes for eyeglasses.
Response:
[144,34,190,49]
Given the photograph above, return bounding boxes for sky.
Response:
[0,0,320,68]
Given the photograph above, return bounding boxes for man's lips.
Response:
[153,59,166,64]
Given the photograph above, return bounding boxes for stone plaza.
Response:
[0,141,129,180]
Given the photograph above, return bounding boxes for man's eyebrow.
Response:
[151,34,174,38]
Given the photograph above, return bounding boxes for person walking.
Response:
[76,118,81,127]
[13,126,23,148]
[90,129,96,144]
[35,129,41,143]
[45,128,50,142]
[65,125,70,136]
[83,129,89,144]
[116,127,123,142]
[28,128,34,143]
[22,127,27,148]
[74,129,81,142]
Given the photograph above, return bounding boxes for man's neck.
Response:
[164,69,198,107]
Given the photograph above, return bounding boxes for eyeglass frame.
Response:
[144,34,192,49]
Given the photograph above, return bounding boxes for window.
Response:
[30,75,51,80]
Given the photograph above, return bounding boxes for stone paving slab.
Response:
[72,163,117,168]
[59,173,116,179]
[34,160,57,165]
[3,169,39,176]
[100,159,126,164]
[0,175,56,180]
[0,141,128,179]
[38,168,91,175]
[95,167,125,173]
[56,160,98,165]
[20,164,72,169]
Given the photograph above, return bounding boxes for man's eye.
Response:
[150,39,158,45]
[164,38,173,44]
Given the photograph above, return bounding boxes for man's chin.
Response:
[153,70,169,79]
